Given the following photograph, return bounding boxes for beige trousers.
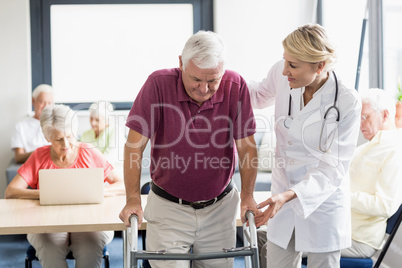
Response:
[144,188,239,268]
[27,231,114,268]
[341,239,377,258]
[266,230,341,268]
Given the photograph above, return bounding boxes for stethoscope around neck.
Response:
[284,71,340,153]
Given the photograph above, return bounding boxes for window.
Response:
[30,0,213,109]
[321,0,369,91]
[383,0,402,95]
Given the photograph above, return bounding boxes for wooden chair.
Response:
[25,244,110,268]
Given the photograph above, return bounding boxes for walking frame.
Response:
[127,210,260,268]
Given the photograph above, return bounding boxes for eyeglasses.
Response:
[361,110,376,121]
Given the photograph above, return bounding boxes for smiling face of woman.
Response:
[48,129,76,158]
[282,52,321,89]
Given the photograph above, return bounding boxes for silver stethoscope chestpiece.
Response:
[284,117,293,129]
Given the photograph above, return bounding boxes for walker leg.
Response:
[123,230,128,268]
[251,248,259,268]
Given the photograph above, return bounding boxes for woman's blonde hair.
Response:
[282,24,337,72]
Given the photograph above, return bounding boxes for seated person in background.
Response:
[5,104,124,268]
[342,88,402,258]
[257,88,402,266]
[80,101,118,166]
[11,84,54,163]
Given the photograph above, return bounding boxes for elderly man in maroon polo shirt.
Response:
[119,30,260,268]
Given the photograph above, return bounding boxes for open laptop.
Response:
[39,168,104,205]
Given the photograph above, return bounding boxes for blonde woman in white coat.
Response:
[249,24,361,268]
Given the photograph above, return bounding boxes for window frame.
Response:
[368,0,384,89]
[30,0,214,110]
[319,0,384,90]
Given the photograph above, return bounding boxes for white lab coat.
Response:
[249,60,361,252]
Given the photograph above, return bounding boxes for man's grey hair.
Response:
[360,88,396,119]
[181,30,227,71]
[32,84,54,100]
[40,104,78,140]
[88,101,114,125]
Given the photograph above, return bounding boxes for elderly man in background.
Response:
[342,88,402,258]
[11,84,54,163]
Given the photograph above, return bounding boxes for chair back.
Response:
[386,204,402,234]
[302,204,402,268]
[141,181,151,195]
[373,203,402,268]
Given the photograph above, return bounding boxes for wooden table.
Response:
[0,195,132,267]
[0,192,271,234]
[0,195,129,234]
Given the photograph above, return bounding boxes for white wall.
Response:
[0,0,31,199]
[214,0,316,133]
[214,0,316,82]
[381,228,402,268]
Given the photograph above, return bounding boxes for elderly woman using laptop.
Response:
[5,104,123,268]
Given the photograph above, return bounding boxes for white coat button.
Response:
[288,160,294,165]
[288,141,292,145]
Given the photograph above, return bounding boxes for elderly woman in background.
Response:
[80,101,119,166]
[5,104,123,268]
